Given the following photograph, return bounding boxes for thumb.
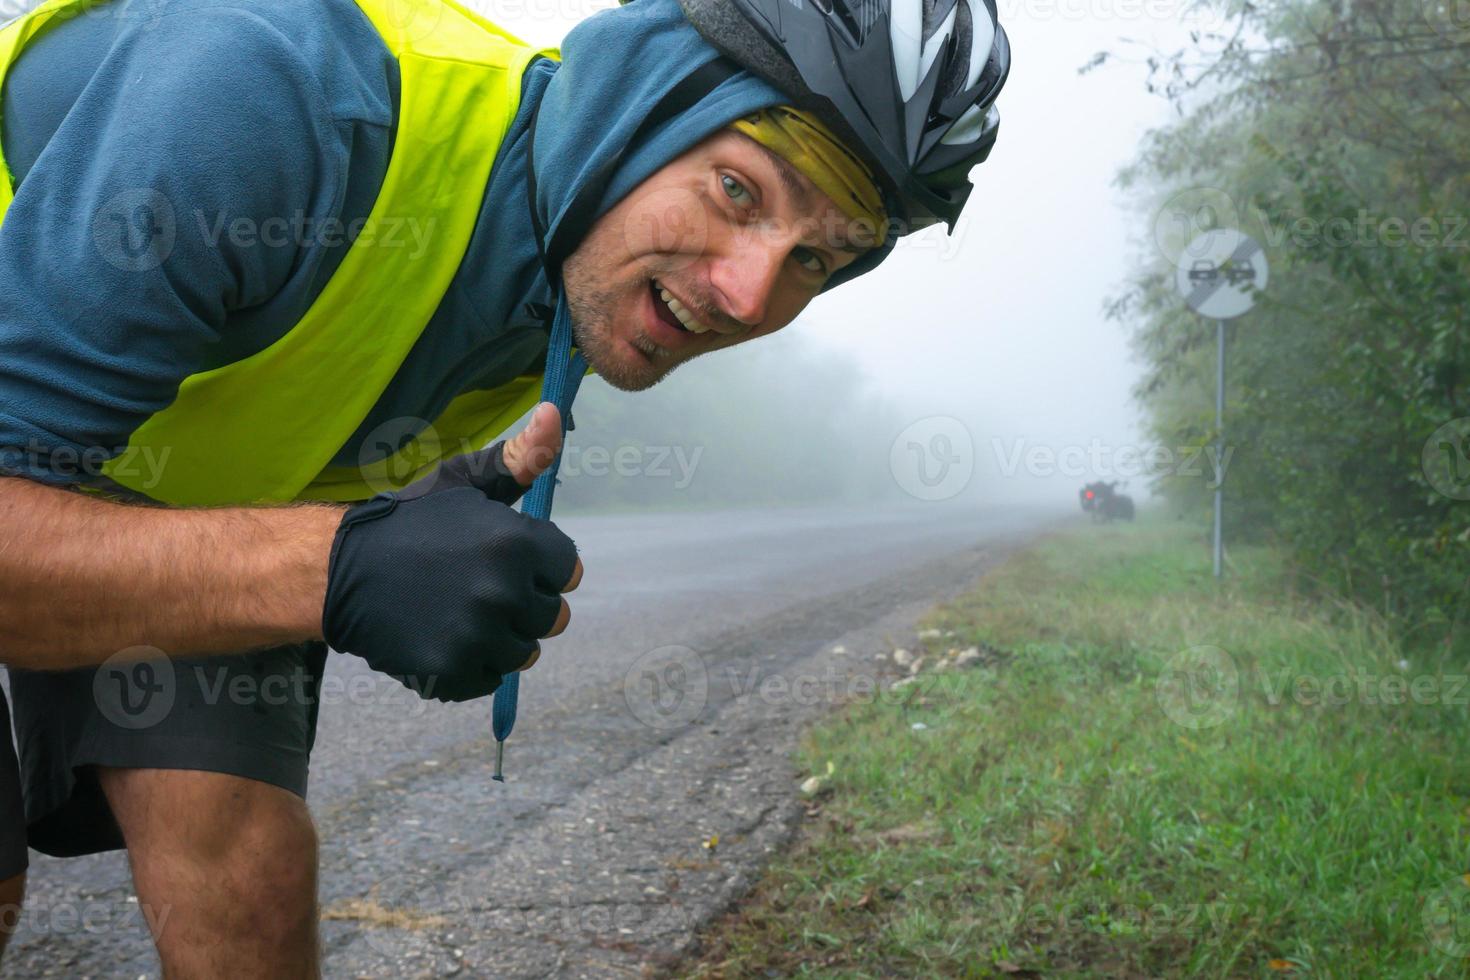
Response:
[500,402,564,488]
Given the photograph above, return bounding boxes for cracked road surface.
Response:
[5,501,1063,978]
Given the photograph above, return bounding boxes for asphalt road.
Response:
[4,500,1064,979]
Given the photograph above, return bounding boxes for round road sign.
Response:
[1175,229,1268,319]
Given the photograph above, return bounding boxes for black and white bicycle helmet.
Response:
[671,0,1011,233]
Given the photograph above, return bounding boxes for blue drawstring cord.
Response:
[492,292,586,781]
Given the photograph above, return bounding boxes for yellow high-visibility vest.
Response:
[0,0,570,505]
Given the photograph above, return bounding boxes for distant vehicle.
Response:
[1080,480,1135,524]
[1079,484,1098,514]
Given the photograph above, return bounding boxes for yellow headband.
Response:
[728,106,888,248]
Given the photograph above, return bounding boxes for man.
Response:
[0,0,1008,972]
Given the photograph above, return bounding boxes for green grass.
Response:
[677,513,1470,978]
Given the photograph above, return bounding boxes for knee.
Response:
[214,790,319,907]
[197,777,315,858]
[101,769,318,921]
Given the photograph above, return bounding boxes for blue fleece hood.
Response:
[508,0,894,307]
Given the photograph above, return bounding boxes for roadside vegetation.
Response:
[1108,0,1470,653]
[678,514,1470,977]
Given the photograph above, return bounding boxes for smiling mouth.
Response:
[650,279,714,334]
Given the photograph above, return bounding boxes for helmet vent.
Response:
[937,0,972,96]
[921,0,960,44]
[822,0,885,46]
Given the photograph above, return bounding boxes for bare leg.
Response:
[97,767,319,979]
[0,872,25,961]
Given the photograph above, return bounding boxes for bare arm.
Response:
[0,477,345,670]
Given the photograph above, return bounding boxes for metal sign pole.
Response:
[1213,318,1225,580]
[1174,228,1266,583]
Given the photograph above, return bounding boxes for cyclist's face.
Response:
[561,129,875,392]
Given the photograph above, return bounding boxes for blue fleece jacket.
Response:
[0,0,802,489]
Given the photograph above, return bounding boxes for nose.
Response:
[707,229,786,330]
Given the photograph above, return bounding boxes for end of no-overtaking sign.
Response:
[1174,228,1269,581]
[1175,229,1269,320]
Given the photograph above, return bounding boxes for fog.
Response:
[485,0,1199,511]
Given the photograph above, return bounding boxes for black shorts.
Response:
[0,688,30,879]
[8,641,328,858]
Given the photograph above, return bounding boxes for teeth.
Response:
[655,281,712,334]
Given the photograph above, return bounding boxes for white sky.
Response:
[479,0,1201,502]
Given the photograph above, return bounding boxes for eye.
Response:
[720,174,754,207]
[793,246,827,275]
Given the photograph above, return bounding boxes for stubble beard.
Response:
[561,242,690,393]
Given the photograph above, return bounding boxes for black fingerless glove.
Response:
[322,443,578,703]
